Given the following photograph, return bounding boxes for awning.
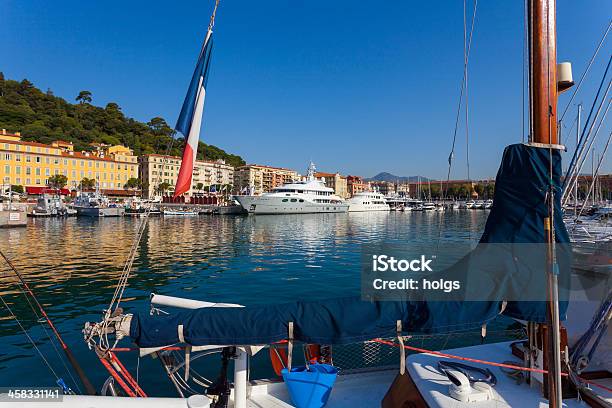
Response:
[26,186,71,195]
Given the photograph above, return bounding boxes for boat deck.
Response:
[407,341,592,407]
[246,369,397,407]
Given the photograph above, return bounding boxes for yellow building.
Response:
[0,129,138,191]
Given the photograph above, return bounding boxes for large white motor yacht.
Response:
[234,162,349,214]
[347,191,390,212]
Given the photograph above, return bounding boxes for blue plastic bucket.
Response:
[281,364,338,408]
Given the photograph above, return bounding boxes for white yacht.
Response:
[234,162,349,214]
[347,191,390,212]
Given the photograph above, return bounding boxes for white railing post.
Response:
[234,349,248,408]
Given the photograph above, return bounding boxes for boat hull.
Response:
[235,195,349,214]
[75,207,125,217]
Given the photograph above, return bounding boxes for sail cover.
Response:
[129,144,570,348]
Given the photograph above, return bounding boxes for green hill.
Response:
[0,73,245,167]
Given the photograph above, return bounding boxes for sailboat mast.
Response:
[528,0,558,145]
[528,1,563,406]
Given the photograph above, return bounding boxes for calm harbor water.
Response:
[0,211,495,395]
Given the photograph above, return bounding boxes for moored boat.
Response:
[347,191,390,212]
[235,162,349,214]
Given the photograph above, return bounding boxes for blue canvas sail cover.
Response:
[129,144,570,348]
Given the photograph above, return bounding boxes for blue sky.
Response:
[1,1,610,179]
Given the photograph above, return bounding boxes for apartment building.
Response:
[233,164,298,195]
[0,130,138,191]
[315,171,348,198]
[139,154,234,198]
[346,175,369,197]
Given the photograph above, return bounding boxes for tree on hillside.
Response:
[76,90,92,104]
[0,75,245,166]
[48,174,68,189]
[80,177,96,190]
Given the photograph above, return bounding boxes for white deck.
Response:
[246,369,398,408]
[407,341,591,408]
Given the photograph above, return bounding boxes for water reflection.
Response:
[0,211,489,389]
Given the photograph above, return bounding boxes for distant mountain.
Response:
[366,172,430,183]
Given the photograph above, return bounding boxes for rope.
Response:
[373,339,612,393]
[559,20,611,124]
[0,265,82,393]
[0,293,63,383]
[443,0,477,201]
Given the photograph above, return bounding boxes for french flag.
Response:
[173,29,214,198]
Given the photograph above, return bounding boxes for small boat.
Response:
[73,190,124,217]
[422,202,436,211]
[163,209,199,216]
[30,194,74,217]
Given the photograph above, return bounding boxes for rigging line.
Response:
[0,267,82,394]
[559,20,611,124]
[575,130,612,219]
[0,293,62,383]
[564,82,612,206]
[443,0,478,199]
[464,0,476,185]
[562,56,612,195]
[522,0,528,143]
[108,0,222,318]
[0,249,96,395]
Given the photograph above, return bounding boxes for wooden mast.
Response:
[528,0,558,145]
[528,1,563,407]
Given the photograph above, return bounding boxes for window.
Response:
[45,168,50,176]
[26,178,31,185]
[54,158,59,165]
[26,155,31,162]
[282,199,288,202]
[35,179,41,185]
[299,199,304,202]
[45,157,50,164]
[96,162,99,168]
[4,165,9,174]
[26,168,31,175]
[26,146,31,152]
[4,153,10,160]
[15,167,20,175]
[64,159,68,165]
[290,198,297,202]
[35,156,41,163]
[35,168,40,176]
[16,178,20,184]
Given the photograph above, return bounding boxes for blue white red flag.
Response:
[174,30,214,197]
